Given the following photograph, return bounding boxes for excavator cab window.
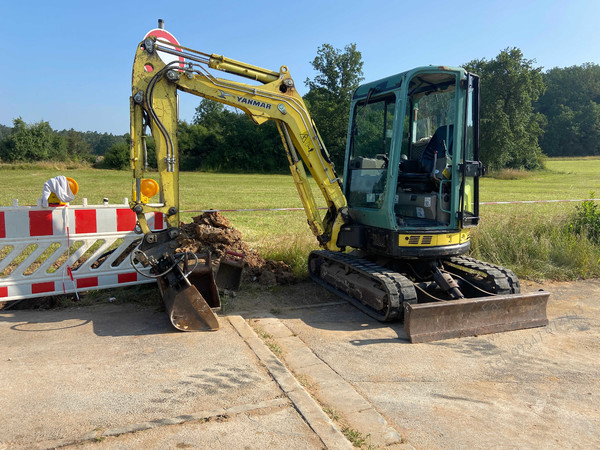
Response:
[346,93,396,209]
[404,74,456,174]
[395,72,457,227]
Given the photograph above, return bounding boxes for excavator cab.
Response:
[342,67,479,243]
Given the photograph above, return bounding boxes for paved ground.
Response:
[0,303,348,449]
[252,280,600,449]
[0,279,598,449]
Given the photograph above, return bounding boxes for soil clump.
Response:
[177,212,295,287]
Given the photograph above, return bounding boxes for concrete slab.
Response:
[2,277,598,449]
[73,402,323,449]
[0,303,335,449]
[269,280,600,449]
[251,317,404,448]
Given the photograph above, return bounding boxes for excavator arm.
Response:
[130,35,347,248]
[129,32,348,331]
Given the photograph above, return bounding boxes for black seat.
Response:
[420,125,454,173]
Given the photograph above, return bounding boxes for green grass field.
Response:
[1,158,599,281]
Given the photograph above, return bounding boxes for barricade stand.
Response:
[0,200,165,302]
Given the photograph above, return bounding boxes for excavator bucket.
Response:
[216,251,244,291]
[159,281,220,331]
[186,254,221,308]
[404,291,550,343]
[156,258,220,332]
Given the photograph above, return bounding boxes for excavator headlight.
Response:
[140,178,159,199]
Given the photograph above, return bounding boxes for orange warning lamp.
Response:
[140,178,159,202]
[48,177,79,206]
[67,177,79,195]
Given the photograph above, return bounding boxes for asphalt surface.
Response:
[0,303,347,449]
[0,279,598,449]
[260,279,600,449]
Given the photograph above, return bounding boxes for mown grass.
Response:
[1,158,599,282]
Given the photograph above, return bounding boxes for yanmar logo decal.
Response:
[237,96,272,110]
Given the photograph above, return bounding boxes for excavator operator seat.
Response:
[420,124,454,174]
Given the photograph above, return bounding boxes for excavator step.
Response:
[404,290,550,343]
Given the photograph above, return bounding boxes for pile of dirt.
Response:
[176,212,295,287]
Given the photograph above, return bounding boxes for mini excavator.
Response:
[129,22,549,342]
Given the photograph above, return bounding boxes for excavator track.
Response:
[308,250,417,322]
[444,255,520,295]
[310,251,549,344]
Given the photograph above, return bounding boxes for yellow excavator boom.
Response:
[130,35,347,250]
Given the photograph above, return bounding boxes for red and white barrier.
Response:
[0,202,165,302]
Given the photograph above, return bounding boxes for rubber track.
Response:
[309,250,417,322]
[445,255,520,294]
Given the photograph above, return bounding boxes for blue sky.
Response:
[1,0,598,134]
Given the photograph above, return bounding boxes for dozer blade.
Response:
[158,276,220,332]
[404,291,549,343]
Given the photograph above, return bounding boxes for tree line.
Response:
[1,47,599,172]
[0,119,125,164]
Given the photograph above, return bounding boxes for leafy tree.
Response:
[94,133,126,156]
[181,100,286,172]
[537,63,600,156]
[0,124,10,140]
[304,43,364,169]
[193,100,226,130]
[465,48,546,170]
[178,120,215,171]
[65,129,92,161]
[0,118,60,162]
[103,142,130,170]
[48,133,68,161]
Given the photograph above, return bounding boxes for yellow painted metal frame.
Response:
[398,230,470,247]
[130,37,347,250]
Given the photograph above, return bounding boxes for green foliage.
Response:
[0,118,107,163]
[0,124,10,139]
[465,48,546,171]
[537,63,600,157]
[177,100,287,173]
[304,43,364,169]
[569,196,600,244]
[55,129,126,156]
[0,118,61,162]
[471,209,600,281]
[65,129,92,162]
[193,100,226,129]
[102,142,130,170]
[92,133,127,156]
